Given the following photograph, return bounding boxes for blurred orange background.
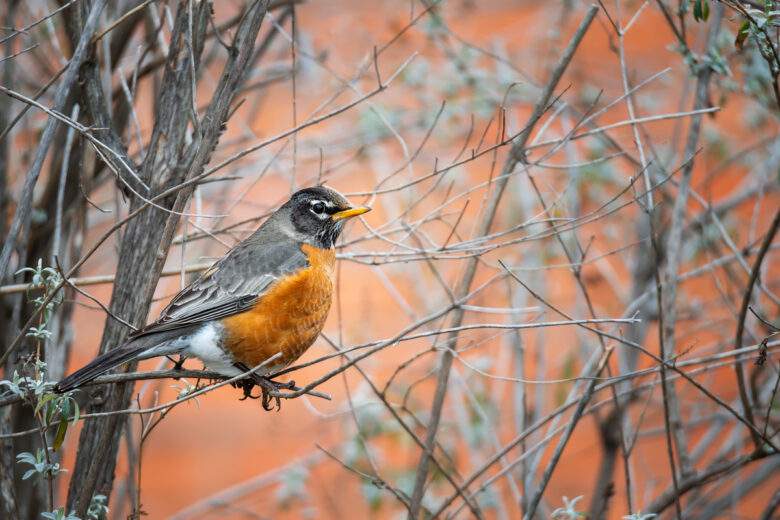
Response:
[37,1,780,518]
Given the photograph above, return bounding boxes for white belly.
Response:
[185,323,241,376]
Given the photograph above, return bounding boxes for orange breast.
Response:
[221,244,335,369]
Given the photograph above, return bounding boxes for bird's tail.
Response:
[55,335,184,393]
[55,344,148,393]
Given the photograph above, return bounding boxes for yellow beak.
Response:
[332,206,371,221]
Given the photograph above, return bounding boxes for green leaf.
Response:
[52,420,68,452]
[735,20,751,49]
[71,401,80,425]
[693,0,710,21]
[16,451,36,464]
[34,393,54,416]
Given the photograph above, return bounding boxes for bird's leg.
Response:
[165,355,187,379]
[173,356,187,371]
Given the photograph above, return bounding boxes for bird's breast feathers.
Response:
[213,244,335,370]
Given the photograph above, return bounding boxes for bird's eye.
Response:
[311,201,325,215]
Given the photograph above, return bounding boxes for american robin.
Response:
[55,186,370,409]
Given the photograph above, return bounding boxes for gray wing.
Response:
[130,238,307,339]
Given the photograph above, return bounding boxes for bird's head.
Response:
[277,185,370,248]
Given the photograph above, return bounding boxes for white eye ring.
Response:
[310,200,327,219]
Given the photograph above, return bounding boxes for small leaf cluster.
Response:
[0,360,79,451]
[15,258,64,340]
[275,465,310,509]
[681,0,780,114]
[41,509,80,520]
[1,360,54,400]
[735,2,780,75]
[170,379,199,403]
[623,513,658,520]
[36,389,80,451]
[86,494,109,520]
[38,494,108,520]
[16,449,63,481]
[551,495,585,519]
[550,495,659,519]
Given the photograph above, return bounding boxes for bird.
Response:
[55,185,370,409]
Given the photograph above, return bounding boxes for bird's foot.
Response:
[258,377,297,411]
[232,379,261,400]
[234,377,296,411]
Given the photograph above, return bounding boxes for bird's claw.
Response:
[232,377,295,411]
